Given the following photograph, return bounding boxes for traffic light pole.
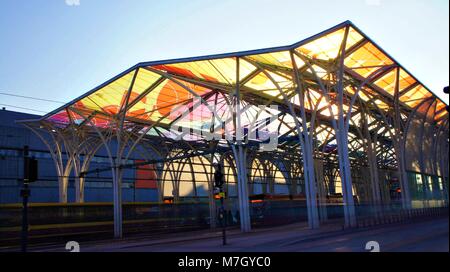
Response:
[219,187,227,246]
[21,145,30,252]
[20,183,30,252]
[214,164,227,246]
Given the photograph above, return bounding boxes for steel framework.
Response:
[19,21,449,238]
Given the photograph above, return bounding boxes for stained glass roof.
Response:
[36,21,447,142]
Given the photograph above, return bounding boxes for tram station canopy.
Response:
[20,21,449,235]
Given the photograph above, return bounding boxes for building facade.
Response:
[0,109,159,203]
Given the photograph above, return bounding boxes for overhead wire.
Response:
[0,91,65,114]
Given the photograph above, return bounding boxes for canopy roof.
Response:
[31,21,448,148]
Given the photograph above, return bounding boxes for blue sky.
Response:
[0,0,448,115]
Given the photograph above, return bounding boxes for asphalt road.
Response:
[52,217,448,252]
[281,218,449,252]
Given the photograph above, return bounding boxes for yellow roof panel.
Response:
[73,70,136,115]
[345,42,394,78]
[296,27,363,60]
[150,57,256,85]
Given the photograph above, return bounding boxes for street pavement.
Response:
[30,217,449,252]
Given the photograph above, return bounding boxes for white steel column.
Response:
[73,156,83,203]
[59,159,73,203]
[393,68,414,210]
[290,52,320,229]
[233,144,251,232]
[234,57,251,232]
[314,159,328,222]
[336,27,356,227]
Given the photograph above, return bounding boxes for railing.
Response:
[349,206,449,230]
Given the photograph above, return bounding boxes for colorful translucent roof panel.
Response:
[43,21,447,131]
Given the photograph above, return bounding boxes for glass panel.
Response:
[373,99,389,110]
[344,42,394,78]
[374,68,416,96]
[398,68,416,91]
[130,68,162,99]
[72,70,136,115]
[244,71,291,92]
[358,89,372,102]
[310,65,327,78]
[247,51,295,69]
[434,109,447,121]
[296,27,363,61]
[400,85,432,108]
[126,69,162,118]
[90,115,113,128]
[435,100,446,113]
[150,57,256,85]
[245,51,296,99]
[374,68,396,95]
[67,109,85,125]
[128,78,212,124]
[47,110,70,125]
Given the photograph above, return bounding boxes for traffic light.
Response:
[24,157,38,183]
[214,166,224,189]
[214,191,226,199]
[163,196,174,204]
[214,176,224,188]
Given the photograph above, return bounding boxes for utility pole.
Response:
[21,145,30,252]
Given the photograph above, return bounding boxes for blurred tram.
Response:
[247,193,357,226]
[0,193,354,247]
